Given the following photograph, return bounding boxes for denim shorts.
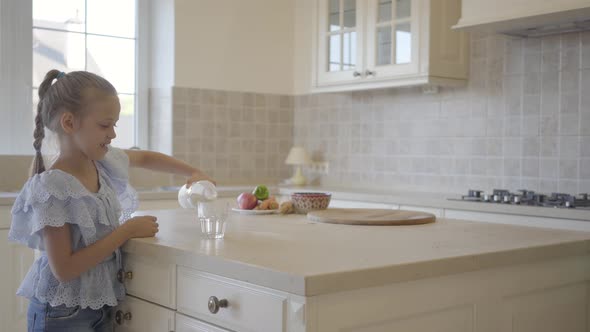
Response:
[27,297,114,332]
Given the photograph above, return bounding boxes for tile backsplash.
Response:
[169,88,294,184]
[293,32,590,194]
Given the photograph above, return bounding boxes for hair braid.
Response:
[31,102,46,175]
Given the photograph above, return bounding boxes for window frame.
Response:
[30,0,149,150]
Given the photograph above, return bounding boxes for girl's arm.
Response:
[44,216,158,282]
[124,150,215,186]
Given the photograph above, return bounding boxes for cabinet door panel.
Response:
[114,296,174,332]
[317,0,365,85]
[122,254,176,309]
[365,0,420,78]
[114,296,175,332]
[502,282,588,332]
[0,230,34,332]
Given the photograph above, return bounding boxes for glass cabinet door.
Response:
[317,0,363,84]
[366,0,418,77]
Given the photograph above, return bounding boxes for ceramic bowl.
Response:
[291,192,332,214]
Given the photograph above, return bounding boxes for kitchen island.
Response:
[117,207,590,332]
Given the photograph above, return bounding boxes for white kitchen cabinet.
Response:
[313,254,590,332]
[453,0,590,35]
[119,254,304,332]
[114,295,175,332]
[0,229,34,332]
[313,0,469,92]
[445,209,590,232]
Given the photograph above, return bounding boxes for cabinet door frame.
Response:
[316,0,366,86]
[364,0,421,80]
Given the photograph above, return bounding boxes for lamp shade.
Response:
[285,146,311,165]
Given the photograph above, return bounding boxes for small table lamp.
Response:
[285,146,311,186]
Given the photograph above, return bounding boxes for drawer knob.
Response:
[208,296,228,314]
[116,269,133,283]
[115,310,132,325]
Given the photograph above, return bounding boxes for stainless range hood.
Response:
[453,0,590,38]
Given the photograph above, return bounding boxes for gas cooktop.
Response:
[449,189,590,209]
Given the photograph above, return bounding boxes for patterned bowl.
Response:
[291,192,332,214]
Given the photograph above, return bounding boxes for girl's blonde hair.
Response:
[31,70,117,176]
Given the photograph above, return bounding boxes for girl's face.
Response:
[71,94,120,160]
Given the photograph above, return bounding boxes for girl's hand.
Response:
[186,170,216,187]
[122,215,159,239]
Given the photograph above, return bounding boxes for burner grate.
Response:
[452,189,590,209]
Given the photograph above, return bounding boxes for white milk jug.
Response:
[178,180,218,208]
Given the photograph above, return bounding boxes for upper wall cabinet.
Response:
[453,0,590,37]
[312,0,469,92]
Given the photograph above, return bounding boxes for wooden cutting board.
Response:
[307,208,436,225]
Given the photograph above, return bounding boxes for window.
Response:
[32,0,147,149]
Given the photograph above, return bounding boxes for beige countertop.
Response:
[122,208,590,296]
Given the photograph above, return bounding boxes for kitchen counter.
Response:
[3,184,589,221]
[123,207,590,296]
[278,186,590,221]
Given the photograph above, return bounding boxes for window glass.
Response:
[32,0,137,148]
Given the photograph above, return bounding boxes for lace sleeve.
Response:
[8,175,109,250]
[97,146,139,221]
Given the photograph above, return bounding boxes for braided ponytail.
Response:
[30,70,61,176]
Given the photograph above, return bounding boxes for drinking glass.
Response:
[198,201,229,239]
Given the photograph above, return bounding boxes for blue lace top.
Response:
[8,146,139,309]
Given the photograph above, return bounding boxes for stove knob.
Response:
[468,190,483,198]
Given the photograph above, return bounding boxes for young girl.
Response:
[9,69,214,332]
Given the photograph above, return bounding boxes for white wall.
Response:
[0,0,33,155]
[150,0,175,89]
[173,0,295,94]
[293,0,314,95]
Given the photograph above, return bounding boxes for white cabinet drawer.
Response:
[177,267,287,332]
[176,313,231,332]
[399,205,444,218]
[114,296,175,332]
[122,254,176,309]
[329,200,398,209]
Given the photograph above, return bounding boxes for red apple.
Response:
[237,192,258,210]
